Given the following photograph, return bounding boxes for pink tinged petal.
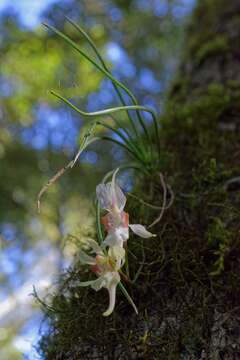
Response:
[103,284,117,316]
[90,264,101,275]
[111,169,126,212]
[121,211,129,228]
[101,213,115,232]
[129,224,156,238]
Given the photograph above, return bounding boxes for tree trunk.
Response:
[38,0,240,358]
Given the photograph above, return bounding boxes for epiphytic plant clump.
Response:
[37,19,172,316]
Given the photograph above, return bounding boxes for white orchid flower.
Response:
[96,169,155,247]
[77,239,125,316]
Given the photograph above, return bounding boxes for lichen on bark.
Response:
[37,0,240,358]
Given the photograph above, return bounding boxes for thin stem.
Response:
[151,112,161,159]
[118,282,138,315]
[96,200,104,243]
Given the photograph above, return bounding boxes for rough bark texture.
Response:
[38,0,240,358]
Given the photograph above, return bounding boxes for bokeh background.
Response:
[0,0,195,358]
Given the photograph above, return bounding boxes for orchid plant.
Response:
[37,19,171,316]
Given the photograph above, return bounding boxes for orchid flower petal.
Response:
[110,169,126,212]
[87,238,103,254]
[96,170,126,212]
[78,249,96,265]
[109,246,125,262]
[108,246,125,268]
[129,224,156,238]
[90,276,106,291]
[96,183,112,211]
[75,277,104,290]
[103,231,122,247]
[103,227,129,247]
[103,283,117,316]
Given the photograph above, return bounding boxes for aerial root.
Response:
[148,172,174,228]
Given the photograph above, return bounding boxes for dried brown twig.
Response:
[37,160,74,213]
